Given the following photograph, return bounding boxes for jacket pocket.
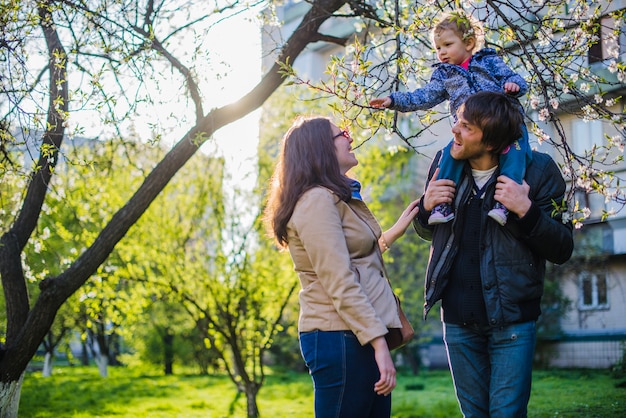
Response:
[494,259,543,305]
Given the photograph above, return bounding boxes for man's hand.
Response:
[494,175,532,218]
[423,168,456,211]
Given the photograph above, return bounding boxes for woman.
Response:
[265,116,419,417]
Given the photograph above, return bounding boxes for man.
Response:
[413,91,574,417]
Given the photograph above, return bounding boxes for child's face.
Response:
[434,29,474,65]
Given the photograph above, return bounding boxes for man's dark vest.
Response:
[441,184,489,326]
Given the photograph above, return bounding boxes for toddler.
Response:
[370,9,531,226]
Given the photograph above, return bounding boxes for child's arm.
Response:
[503,82,520,94]
[370,97,392,108]
[371,69,449,113]
[487,54,528,97]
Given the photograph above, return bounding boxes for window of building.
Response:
[578,271,609,310]
[588,13,625,64]
[572,119,604,155]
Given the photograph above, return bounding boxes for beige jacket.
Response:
[287,187,401,345]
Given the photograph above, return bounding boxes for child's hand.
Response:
[369,97,392,108]
[504,82,520,94]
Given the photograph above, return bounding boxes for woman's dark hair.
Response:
[264,116,351,247]
[460,91,524,154]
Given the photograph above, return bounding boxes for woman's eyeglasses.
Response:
[333,130,350,139]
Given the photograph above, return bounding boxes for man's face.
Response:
[450,110,495,169]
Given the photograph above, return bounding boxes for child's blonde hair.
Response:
[432,9,485,53]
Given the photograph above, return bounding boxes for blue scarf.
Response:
[350,179,362,200]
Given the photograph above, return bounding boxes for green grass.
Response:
[19,366,626,417]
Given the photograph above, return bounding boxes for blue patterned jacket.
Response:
[390,48,528,119]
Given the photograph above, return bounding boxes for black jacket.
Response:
[414,150,574,324]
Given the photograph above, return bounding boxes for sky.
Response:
[208,14,262,191]
[63,8,263,192]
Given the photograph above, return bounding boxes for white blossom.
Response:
[538,27,553,47]
[537,130,550,144]
[562,165,572,176]
[530,96,540,109]
[550,98,559,109]
[609,135,625,152]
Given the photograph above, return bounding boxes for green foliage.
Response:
[126,300,219,375]
[18,139,165,367]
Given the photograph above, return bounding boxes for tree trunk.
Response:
[109,333,121,366]
[95,353,109,378]
[245,385,260,418]
[80,340,90,366]
[0,374,24,418]
[163,331,174,375]
[42,352,53,377]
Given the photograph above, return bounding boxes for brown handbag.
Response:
[385,293,415,350]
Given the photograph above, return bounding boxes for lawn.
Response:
[19,366,626,417]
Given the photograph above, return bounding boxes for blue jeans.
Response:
[443,321,536,418]
[299,330,391,418]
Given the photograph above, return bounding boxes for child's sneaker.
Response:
[488,202,509,226]
[428,203,454,225]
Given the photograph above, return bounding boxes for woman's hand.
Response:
[389,199,420,237]
[370,336,396,396]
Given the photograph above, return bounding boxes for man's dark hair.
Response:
[460,91,524,154]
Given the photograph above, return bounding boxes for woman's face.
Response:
[331,125,358,174]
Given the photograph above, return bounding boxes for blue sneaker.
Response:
[428,203,454,225]
[488,201,509,226]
